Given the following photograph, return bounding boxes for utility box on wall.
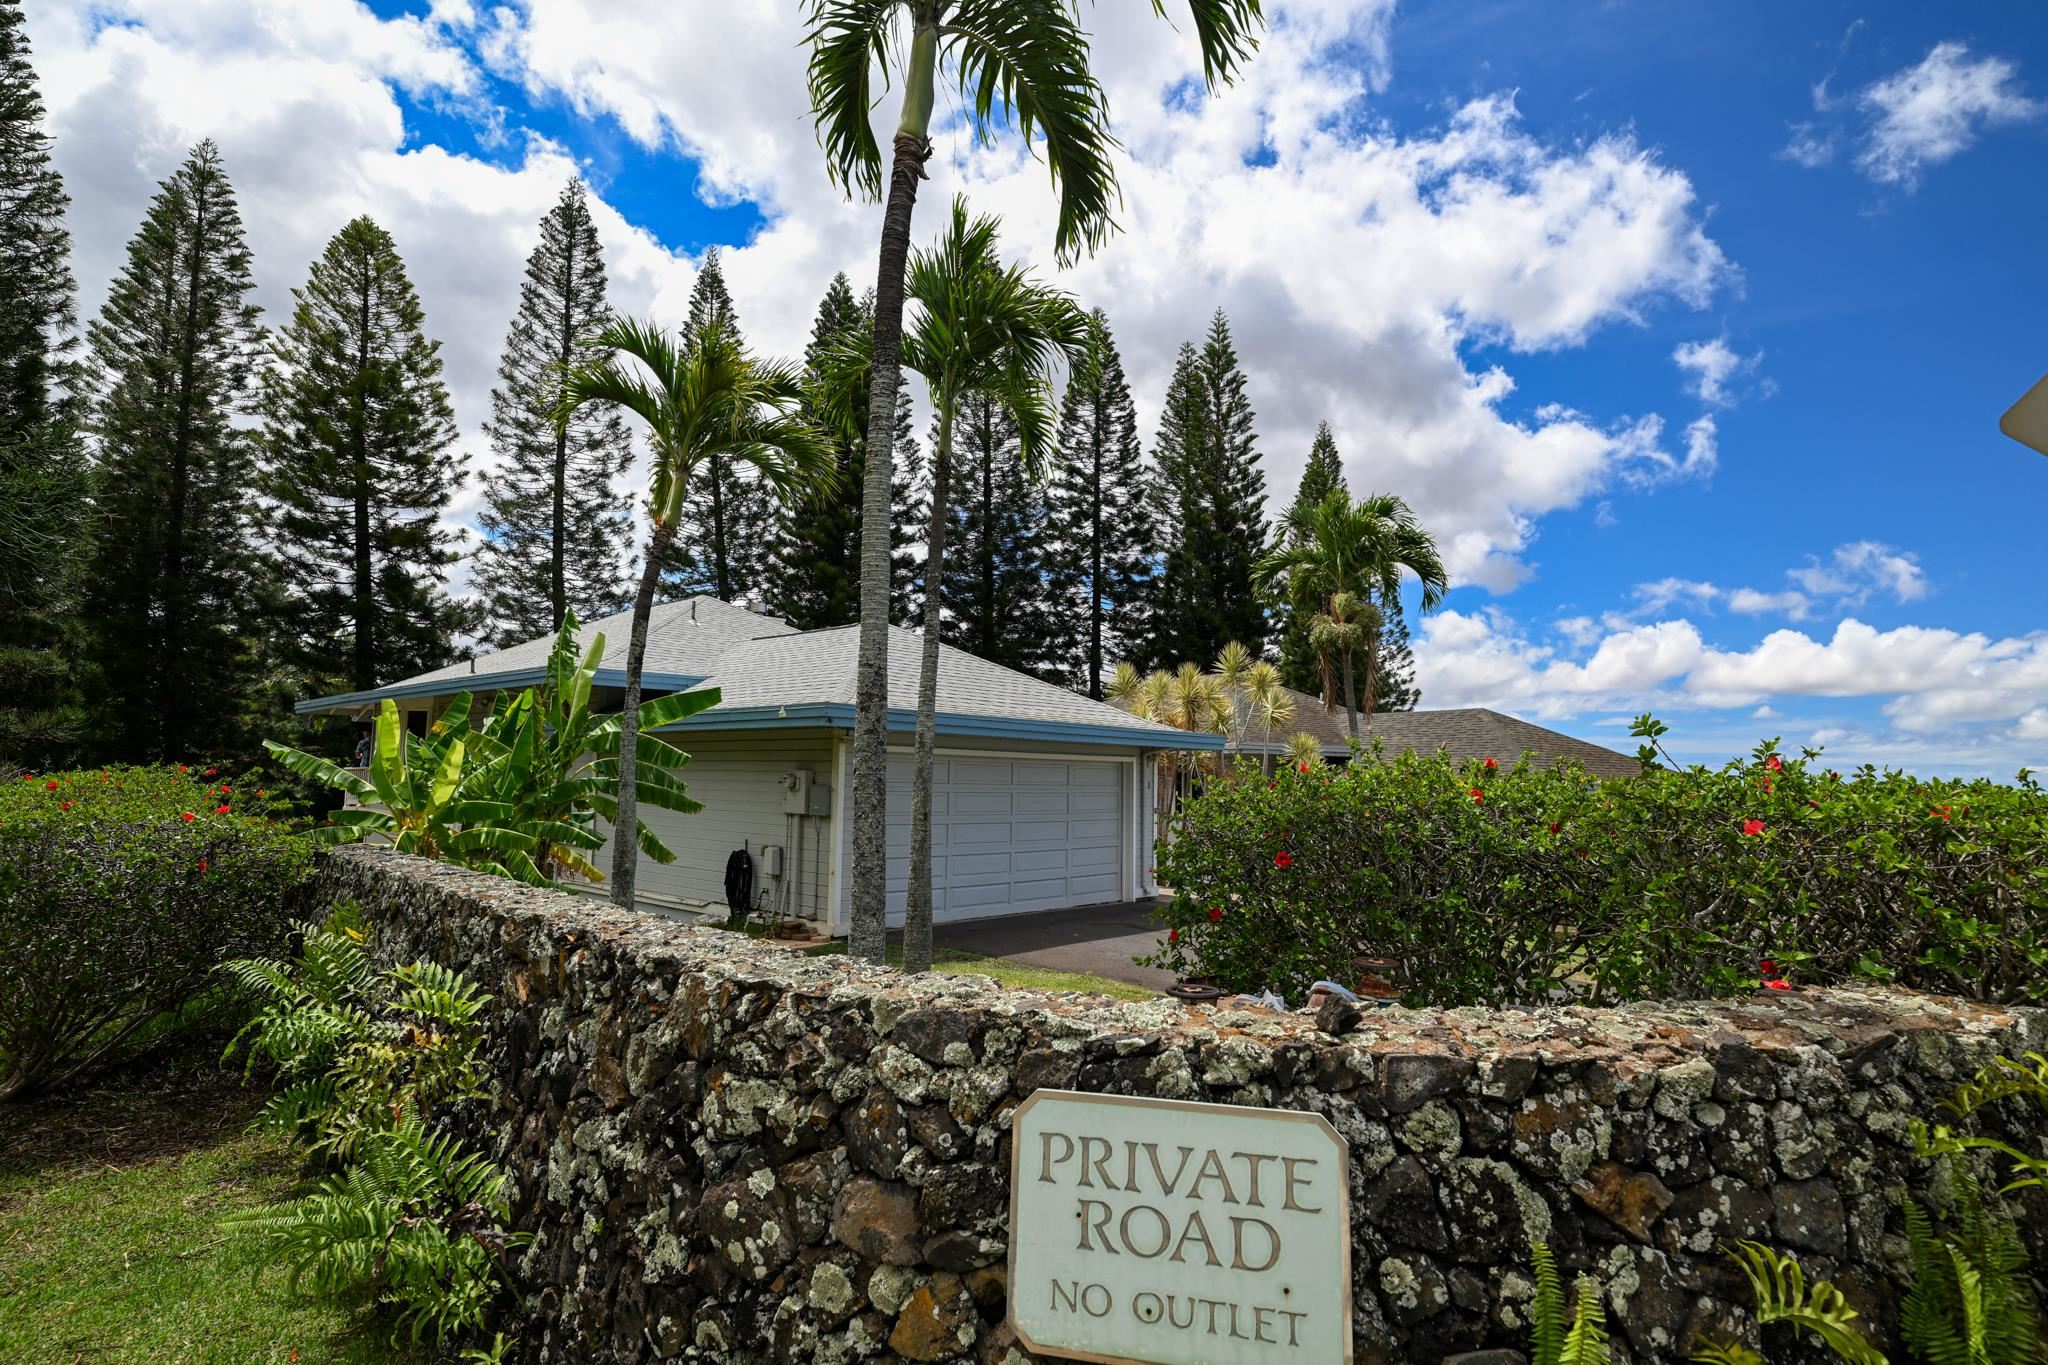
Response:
[781,768,831,817]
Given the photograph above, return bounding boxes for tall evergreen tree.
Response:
[768,276,924,629]
[0,0,90,767]
[1044,309,1153,698]
[473,180,632,645]
[1146,309,1270,669]
[940,391,1059,680]
[667,247,780,602]
[82,141,268,761]
[1374,599,1420,711]
[1277,421,1348,695]
[261,217,470,695]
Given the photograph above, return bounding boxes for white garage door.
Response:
[885,755,1125,922]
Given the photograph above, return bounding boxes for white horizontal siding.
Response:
[597,729,837,921]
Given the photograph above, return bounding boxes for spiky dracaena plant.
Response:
[1529,1243,1612,1365]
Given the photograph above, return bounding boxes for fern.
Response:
[1529,1243,1610,1365]
[1690,1343,1766,1365]
[1901,1176,2046,1365]
[225,1119,523,1344]
[1721,1241,1887,1365]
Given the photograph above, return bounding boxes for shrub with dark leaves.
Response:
[0,764,314,1100]
[1147,731,2047,1007]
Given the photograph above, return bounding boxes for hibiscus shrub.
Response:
[1146,732,2047,1007]
[0,764,314,1101]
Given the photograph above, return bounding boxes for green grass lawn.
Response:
[805,943,1159,1002]
[0,1056,413,1365]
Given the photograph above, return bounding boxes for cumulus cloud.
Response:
[1611,541,1927,627]
[38,0,1741,599]
[1412,608,2048,770]
[1672,336,1762,407]
[1784,39,2042,190]
[1856,42,2044,188]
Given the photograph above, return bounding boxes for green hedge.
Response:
[1147,739,2047,1007]
[0,764,315,1100]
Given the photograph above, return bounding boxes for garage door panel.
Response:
[882,754,1126,923]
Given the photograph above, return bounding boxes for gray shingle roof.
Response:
[302,597,1203,747]
[695,625,1204,744]
[1234,687,1639,779]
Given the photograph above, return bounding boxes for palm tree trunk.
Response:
[849,24,937,967]
[905,397,955,975]
[610,518,675,906]
[1342,647,1359,741]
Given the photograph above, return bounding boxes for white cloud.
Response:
[1411,608,2048,772]
[1857,42,2043,188]
[1787,540,1929,605]
[35,0,1736,599]
[1777,122,1837,168]
[1672,336,1761,407]
[1726,587,1810,618]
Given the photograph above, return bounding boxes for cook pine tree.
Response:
[1276,421,1346,696]
[83,140,269,761]
[262,216,471,695]
[1043,308,1153,699]
[474,179,633,645]
[1146,309,1270,670]
[768,274,925,629]
[0,0,91,766]
[668,247,780,602]
[940,390,1060,680]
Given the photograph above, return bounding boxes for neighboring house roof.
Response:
[297,597,1214,751]
[1232,686,1639,779]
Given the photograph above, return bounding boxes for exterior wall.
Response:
[316,848,2048,1365]
[600,727,839,922]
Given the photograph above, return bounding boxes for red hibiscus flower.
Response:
[1483,757,1498,771]
[45,779,57,790]
[1548,823,1561,835]
[1168,927,1180,944]
[1764,978,1792,991]
[214,804,230,815]
[205,767,218,777]
[1206,906,1225,924]
[180,812,195,823]
[1742,819,1766,836]
[1470,788,1484,805]
[1272,851,1292,869]
[198,858,208,874]
[1932,805,1951,821]
[178,764,188,773]
[257,789,266,798]
[1297,761,1310,774]
[1764,754,1783,772]
[59,800,71,811]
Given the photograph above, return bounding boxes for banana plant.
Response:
[265,613,719,889]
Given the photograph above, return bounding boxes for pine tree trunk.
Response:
[849,31,937,967]
[905,398,954,975]
[1088,418,1104,700]
[610,518,676,906]
[551,239,575,632]
[351,259,375,693]
[161,174,207,759]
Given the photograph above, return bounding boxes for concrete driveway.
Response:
[927,899,1177,990]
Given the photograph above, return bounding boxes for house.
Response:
[1229,685,1640,780]
[294,596,1221,932]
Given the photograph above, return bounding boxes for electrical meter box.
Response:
[782,768,832,817]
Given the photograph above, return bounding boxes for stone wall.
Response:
[313,847,2048,1364]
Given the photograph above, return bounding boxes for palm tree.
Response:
[556,317,833,909]
[802,0,1267,965]
[1242,659,1292,778]
[1259,489,1449,741]
[894,200,1085,973]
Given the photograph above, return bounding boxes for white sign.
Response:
[1007,1091,1353,1365]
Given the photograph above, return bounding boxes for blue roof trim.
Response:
[295,669,707,715]
[654,702,1223,750]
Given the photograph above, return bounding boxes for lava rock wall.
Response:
[313,846,2047,1364]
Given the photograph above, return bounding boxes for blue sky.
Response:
[34,0,2048,775]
